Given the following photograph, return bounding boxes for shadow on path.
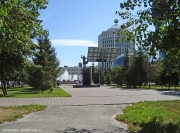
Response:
[161,91,180,97]
[138,117,180,133]
[55,127,127,133]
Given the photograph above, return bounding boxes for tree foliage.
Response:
[0,0,48,96]
[100,68,105,85]
[105,68,112,85]
[116,0,180,73]
[125,51,147,88]
[93,70,99,84]
[93,67,100,84]
[111,65,123,87]
[28,33,60,92]
[159,68,179,89]
[143,57,163,88]
[122,50,130,85]
[0,0,48,54]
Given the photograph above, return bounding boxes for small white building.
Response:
[58,64,83,81]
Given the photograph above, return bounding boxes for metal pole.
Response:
[101,51,105,70]
[99,67,100,84]
[114,33,115,48]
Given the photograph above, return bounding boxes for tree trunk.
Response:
[1,77,8,96]
[148,81,150,89]
[168,82,170,90]
[1,51,8,96]
[41,72,44,92]
[1,85,7,96]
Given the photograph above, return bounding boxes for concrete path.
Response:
[0,84,180,133]
[1,84,180,106]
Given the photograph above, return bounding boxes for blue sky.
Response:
[38,0,137,67]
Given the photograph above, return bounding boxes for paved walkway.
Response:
[0,84,180,106]
[0,84,180,133]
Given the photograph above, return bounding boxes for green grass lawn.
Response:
[0,104,47,124]
[136,84,180,91]
[116,100,180,133]
[0,87,71,97]
[109,84,180,91]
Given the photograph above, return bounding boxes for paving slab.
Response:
[0,84,180,106]
[0,84,180,133]
[0,105,129,133]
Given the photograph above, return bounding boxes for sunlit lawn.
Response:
[138,85,180,91]
[116,100,180,133]
[109,84,180,91]
[0,104,47,124]
[0,87,71,97]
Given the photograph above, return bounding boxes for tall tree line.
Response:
[0,0,60,96]
[93,50,179,89]
[116,0,180,76]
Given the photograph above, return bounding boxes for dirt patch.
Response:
[0,108,14,123]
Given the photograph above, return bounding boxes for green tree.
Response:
[122,50,130,85]
[0,51,24,95]
[143,57,163,88]
[0,0,48,96]
[99,68,105,85]
[111,65,123,87]
[12,67,30,87]
[93,68,99,84]
[116,0,180,74]
[159,68,179,89]
[105,68,112,85]
[0,0,48,54]
[105,74,111,85]
[29,33,60,92]
[125,51,147,88]
[93,67,105,85]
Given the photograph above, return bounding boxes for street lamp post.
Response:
[114,32,115,48]
[99,67,100,85]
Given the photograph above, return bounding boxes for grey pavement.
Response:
[1,84,180,106]
[0,84,180,133]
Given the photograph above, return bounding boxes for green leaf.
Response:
[120,3,124,8]
[0,9,8,16]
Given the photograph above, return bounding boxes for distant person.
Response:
[57,80,59,86]
[57,80,61,87]
[59,80,61,86]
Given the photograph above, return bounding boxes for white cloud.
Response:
[51,39,98,47]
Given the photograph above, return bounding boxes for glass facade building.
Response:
[98,23,135,69]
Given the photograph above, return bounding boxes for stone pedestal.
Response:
[82,67,92,85]
[73,84,100,88]
[73,67,100,88]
